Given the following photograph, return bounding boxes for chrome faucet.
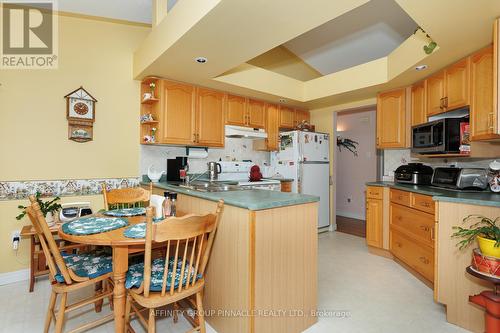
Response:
[185,170,209,186]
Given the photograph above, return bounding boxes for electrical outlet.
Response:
[347,197,352,203]
[11,230,20,250]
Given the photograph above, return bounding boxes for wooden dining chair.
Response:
[102,182,153,210]
[124,200,224,333]
[26,195,115,333]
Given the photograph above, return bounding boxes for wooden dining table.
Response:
[58,213,163,333]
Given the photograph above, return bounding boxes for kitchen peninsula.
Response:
[142,181,320,333]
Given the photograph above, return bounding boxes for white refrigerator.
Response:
[270,131,330,229]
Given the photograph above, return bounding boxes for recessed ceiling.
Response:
[283,0,418,75]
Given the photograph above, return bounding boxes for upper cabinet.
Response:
[279,106,296,129]
[226,95,247,127]
[446,58,471,110]
[376,88,407,149]
[141,80,224,147]
[265,104,280,151]
[161,81,196,145]
[247,99,266,128]
[196,88,225,147]
[411,81,427,126]
[426,71,446,116]
[294,109,310,127]
[426,59,470,116]
[225,95,266,129]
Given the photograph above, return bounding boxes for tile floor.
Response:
[0,232,469,333]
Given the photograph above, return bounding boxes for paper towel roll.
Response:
[150,195,165,219]
[187,148,208,159]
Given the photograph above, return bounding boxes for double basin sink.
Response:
[176,181,244,192]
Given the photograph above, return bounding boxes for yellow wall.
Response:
[0,15,149,274]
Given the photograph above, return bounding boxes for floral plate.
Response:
[62,217,128,235]
[102,207,146,217]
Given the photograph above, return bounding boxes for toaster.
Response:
[431,167,488,190]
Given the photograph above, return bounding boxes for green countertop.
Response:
[366,181,500,208]
[143,181,319,211]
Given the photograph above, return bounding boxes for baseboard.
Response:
[336,211,365,221]
[0,269,29,286]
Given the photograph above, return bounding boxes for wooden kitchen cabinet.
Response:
[279,106,295,129]
[471,45,498,140]
[389,189,436,284]
[426,71,446,116]
[445,57,470,110]
[376,88,407,148]
[366,186,383,248]
[196,88,225,147]
[294,109,310,127]
[161,81,196,145]
[254,103,280,151]
[247,99,266,128]
[226,95,266,129]
[411,81,427,126]
[226,95,247,126]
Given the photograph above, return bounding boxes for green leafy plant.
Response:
[451,215,500,250]
[16,192,62,220]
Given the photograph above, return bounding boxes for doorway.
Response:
[333,107,379,238]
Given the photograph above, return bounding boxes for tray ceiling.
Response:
[283,0,418,75]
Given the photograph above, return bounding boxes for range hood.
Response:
[225,125,267,139]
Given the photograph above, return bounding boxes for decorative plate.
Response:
[123,218,163,239]
[103,207,146,217]
[62,217,128,235]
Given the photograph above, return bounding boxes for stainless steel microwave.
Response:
[411,118,465,154]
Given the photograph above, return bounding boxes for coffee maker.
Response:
[166,157,189,182]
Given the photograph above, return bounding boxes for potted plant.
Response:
[17,192,62,225]
[451,214,500,258]
[149,82,156,98]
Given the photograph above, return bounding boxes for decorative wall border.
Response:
[0,177,140,201]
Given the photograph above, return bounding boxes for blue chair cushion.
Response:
[54,253,113,283]
[126,257,202,291]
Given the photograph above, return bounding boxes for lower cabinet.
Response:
[366,186,384,248]
[389,189,435,284]
[390,229,434,282]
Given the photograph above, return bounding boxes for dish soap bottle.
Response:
[162,192,171,218]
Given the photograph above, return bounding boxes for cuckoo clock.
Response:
[64,87,97,142]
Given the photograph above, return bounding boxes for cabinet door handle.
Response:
[419,225,430,232]
[419,256,430,264]
[193,133,197,143]
[395,215,402,221]
[488,113,494,130]
[420,201,431,208]
[395,242,402,248]
[431,226,435,241]
[444,97,448,108]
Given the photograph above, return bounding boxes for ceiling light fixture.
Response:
[195,57,208,64]
[415,64,428,71]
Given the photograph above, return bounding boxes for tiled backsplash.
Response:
[383,149,496,180]
[140,138,270,176]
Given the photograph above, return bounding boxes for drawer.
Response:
[390,203,435,248]
[390,189,411,207]
[366,186,383,200]
[411,193,435,214]
[391,230,434,282]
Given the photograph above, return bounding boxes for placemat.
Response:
[62,217,128,235]
[102,207,146,217]
[123,218,163,239]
